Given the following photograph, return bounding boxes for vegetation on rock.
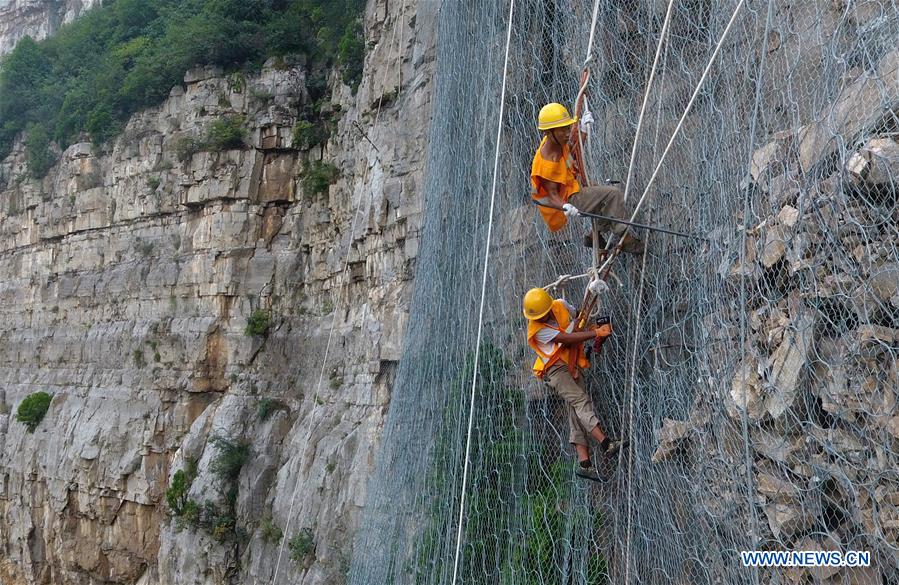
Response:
[245,309,272,337]
[0,0,365,175]
[16,391,52,432]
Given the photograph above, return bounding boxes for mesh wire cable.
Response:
[347,1,899,583]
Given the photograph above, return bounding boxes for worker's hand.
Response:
[594,324,613,339]
[562,203,580,218]
[580,108,594,135]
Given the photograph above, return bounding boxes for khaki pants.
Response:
[569,184,629,236]
[543,363,600,447]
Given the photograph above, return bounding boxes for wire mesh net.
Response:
[348,1,899,583]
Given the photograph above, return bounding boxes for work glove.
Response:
[594,323,613,339]
[580,106,594,136]
[587,278,608,296]
[562,203,580,218]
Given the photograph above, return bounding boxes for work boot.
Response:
[601,437,628,456]
[575,460,603,482]
[582,232,608,250]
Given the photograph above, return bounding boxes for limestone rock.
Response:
[761,223,789,268]
[798,49,899,172]
[763,311,815,418]
[651,417,691,463]
[795,533,842,580]
[0,0,435,583]
[0,0,100,55]
[763,502,815,539]
[729,358,766,421]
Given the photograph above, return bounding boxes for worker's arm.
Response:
[538,179,567,210]
[554,330,598,344]
[554,323,611,345]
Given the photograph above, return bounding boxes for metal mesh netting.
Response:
[348,1,899,584]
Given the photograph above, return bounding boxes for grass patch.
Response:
[260,516,283,544]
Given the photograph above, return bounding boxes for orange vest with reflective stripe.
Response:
[527,300,589,378]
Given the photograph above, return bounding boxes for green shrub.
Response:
[16,391,52,432]
[257,398,286,421]
[173,136,201,163]
[206,115,246,151]
[288,528,315,565]
[209,435,250,482]
[291,120,329,150]
[166,469,191,515]
[302,161,338,196]
[25,124,57,179]
[245,309,272,337]
[260,516,283,544]
[179,499,201,529]
[147,176,161,190]
[337,19,365,91]
[248,87,274,103]
[0,1,366,174]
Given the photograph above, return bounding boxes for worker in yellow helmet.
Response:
[523,287,621,481]
[531,102,643,253]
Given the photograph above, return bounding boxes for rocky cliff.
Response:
[0,0,99,55]
[0,0,434,583]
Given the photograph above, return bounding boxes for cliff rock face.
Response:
[0,0,99,55]
[0,0,434,583]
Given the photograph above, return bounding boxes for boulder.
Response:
[651,417,692,463]
[763,312,815,418]
[729,359,766,421]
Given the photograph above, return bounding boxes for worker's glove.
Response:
[587,278,608,296]
[595,323,613,339]
[580,107,595,135]
[562,203,580,218]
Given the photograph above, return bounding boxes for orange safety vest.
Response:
[527,300,589,378]
[530,137,581,232]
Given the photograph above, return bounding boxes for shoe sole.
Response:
[575,470,604,482]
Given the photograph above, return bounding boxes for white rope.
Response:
[270,3,406,581]
[622,0,676,203]
[542,271,591,291]
[622,228,650,585]
[449,0,515,582]
[598,0,746,276]
[584,0,602,67]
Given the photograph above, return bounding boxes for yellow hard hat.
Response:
[523,288,553,320]
[537,103,577,130]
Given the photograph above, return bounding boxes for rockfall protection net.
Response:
[348,1,899,583]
